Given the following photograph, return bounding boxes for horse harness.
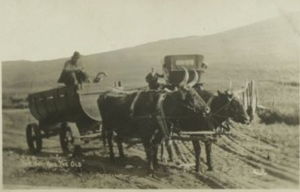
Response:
[129,91,172,139]
[207,95,233,131]
[156,93,172,139]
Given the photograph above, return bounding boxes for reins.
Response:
[208,95,232,119]
[206,95,235,132]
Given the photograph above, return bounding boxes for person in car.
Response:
[145,67,164,90]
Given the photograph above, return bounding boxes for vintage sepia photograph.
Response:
[1,0,299,189]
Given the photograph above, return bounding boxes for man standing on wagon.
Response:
[145,67,164,90]
[57,51,90,85]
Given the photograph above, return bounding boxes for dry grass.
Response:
[257,107,299,125]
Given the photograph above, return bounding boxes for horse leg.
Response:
[107,131,115,161]
[101,127,107,147]
[160,142,165,163]
[143,141,154,175]
[116,135,125,159]
[153,145,160,169]
[166,140,174,162]
[192,140,201,173]
[161,139,173,162]
[205,141,213,171]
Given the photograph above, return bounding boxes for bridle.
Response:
[207,95,233,121]
[205,95,234,132]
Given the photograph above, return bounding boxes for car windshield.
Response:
[175,59,195,66]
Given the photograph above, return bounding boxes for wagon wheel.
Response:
[59,125,80,156]
[26,123,43,154]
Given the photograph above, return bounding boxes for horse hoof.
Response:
[147,172,155,177]
[195,168,204,174]
[207,167,213,171]
[147,169,155,177]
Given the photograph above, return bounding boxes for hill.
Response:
[2,12,299,94]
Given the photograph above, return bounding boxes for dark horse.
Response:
[161,78,250,171]
[98,68,211,174]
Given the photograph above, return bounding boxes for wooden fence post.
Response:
[250,80,256,120]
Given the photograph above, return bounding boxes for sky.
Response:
[0,0,299,61]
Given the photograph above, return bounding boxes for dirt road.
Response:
[2,109,299,189]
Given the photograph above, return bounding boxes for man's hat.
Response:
[73,51,80,57]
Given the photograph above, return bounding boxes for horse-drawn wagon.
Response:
[24,54,250,175]
[26,83,106,154]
